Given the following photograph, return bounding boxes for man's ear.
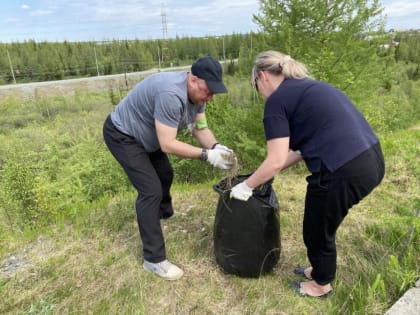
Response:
[191,74,200,83]
[187,73,197,87]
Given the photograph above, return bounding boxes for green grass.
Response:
[0,76,419,314]
[0,168,418,314]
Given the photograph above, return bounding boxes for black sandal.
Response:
[293,266,312,280]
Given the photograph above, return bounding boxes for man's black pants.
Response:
[103,115,173,263]
[304,143,385,285]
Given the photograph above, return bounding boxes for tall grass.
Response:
[0,72,419,314]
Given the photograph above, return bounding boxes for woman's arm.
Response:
[245,137,302,188]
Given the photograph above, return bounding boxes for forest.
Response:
[0,34,247,84]
[1,29,419,86]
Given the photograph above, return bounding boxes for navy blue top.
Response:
[263,78,378,173]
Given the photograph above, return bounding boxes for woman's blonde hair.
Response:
[251,50,310,89]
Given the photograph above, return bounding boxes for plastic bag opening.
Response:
[213,173,278,209]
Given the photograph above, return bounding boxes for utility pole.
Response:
[250,32,253,52]
[222,37,226,61]
[6,50,16,84]
[157,46,161,69]
[94,46,100,76]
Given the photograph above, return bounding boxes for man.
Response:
[103,56,235,280]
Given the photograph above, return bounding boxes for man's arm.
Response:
[192,113,218,149]
[155,120,202,158]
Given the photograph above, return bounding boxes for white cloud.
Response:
[5,18,20,23]
[0,0,418,42]
[382,1,420,17]
[29,10,54,17]
[168,0,258,35]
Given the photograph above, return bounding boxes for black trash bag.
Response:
[213,174,281,278]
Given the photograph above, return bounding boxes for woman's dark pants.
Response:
[103,115,173,263]
[304,143,385,285]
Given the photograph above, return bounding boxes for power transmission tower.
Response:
[160,3,169,64]
[161,3,168,40]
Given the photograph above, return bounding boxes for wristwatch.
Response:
[200,148,208,161]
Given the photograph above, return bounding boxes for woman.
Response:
[230,51,385,297]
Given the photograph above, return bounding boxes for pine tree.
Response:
[252,0,387,92]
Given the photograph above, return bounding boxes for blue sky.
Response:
[0,0,419,42]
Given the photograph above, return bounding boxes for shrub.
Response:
[0,154,40,229]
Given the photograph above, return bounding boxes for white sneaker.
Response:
[143,259,184,280]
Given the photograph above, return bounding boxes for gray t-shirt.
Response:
[111,71,205,152]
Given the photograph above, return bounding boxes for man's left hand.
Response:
[214,143,233,154]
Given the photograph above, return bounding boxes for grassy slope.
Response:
[1,125,419,314]
[0,72,419,314]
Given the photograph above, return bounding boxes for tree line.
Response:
[0,33,253,85]
[0,0,419,87]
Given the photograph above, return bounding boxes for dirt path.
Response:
[0,66,189,100]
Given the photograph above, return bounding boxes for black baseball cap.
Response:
[191,56,227,94]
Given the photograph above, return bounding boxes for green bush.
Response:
[60,141,130,202]
[0,153,42,229]
[170,89,267,182]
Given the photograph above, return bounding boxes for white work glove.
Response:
[207,148,235,170]
[230,181,253,201]
[214,143,233,153]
